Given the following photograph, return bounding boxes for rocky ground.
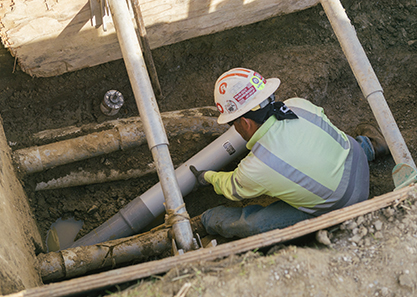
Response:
[0,0,416,296]
[109,192,417,297]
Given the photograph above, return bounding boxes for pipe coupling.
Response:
[101,90,124,116]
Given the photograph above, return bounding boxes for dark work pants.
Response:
[201,200,315,238]
[201,137,369,239]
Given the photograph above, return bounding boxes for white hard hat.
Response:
[214,68,281,124]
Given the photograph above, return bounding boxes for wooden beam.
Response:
[0,0,319,77]
[7,184,417,297]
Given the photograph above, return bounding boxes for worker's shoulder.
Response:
[283,97,323,113]
[284,97,314,108]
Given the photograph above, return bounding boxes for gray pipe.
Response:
[320,0,416,169]
[110,0,195,250]
[71,126,247,248]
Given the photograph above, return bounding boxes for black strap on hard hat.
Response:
[243,95,298,124]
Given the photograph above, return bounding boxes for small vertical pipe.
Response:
[100,90,124,116]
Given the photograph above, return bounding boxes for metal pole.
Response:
[320,0,416,169]
[107,0,194,251]
[130,0,163,101]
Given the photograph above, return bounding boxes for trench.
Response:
[1,0,416,295]
[22,108,250,283]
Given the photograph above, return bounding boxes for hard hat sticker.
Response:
[230,81,245,96]
[254,72,266,83]
[219,82,227,94]
[224,100,238,113]
[233,84,256,103]
[216,102,224,113]
[250,75,265,91]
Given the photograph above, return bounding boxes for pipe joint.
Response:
[365,89,384,100]
[148,140,169,151]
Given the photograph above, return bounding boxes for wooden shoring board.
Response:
[7,184,417,297]
[0,0,319,77]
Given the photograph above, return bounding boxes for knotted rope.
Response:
[164,203,190,228]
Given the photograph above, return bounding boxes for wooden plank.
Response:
[7,184,417,297]
[0,0,319,77]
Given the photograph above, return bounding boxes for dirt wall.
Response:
[0,118,43,295]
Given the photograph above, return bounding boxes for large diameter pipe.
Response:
[320,0,416,169]
[108,0,194,251]
[71,126,247,248]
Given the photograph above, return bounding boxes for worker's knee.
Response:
[201,204,270,238]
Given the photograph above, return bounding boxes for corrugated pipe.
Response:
[320,0,416,169]
[71,126,247,248]
[13,107,225,175]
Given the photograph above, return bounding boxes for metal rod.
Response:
[130,0,163,101]
[108,0,194,251]
[320,0,416,169]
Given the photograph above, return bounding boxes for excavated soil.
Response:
[0,0,417,296]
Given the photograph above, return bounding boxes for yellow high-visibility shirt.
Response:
[205,98,360,215]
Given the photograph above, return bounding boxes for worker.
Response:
[190,67,389,239]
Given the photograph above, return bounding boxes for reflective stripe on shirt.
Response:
[252,143,334,200]
[289,106,350,150]
[231,175,245,201]
[251,104,355,215]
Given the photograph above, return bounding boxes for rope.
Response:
[164,203,190,228]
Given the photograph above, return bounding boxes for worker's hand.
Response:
[190,165,210,187]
